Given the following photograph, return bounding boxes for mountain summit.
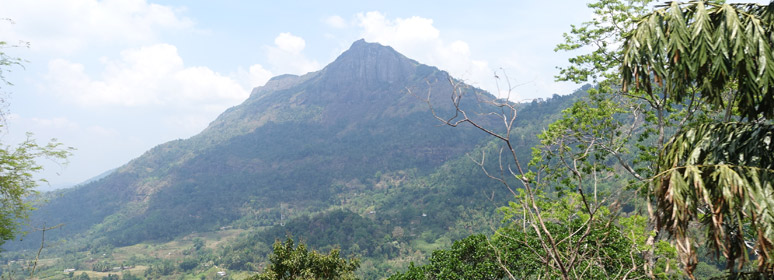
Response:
[320,39,420,90]
[26,39,489,246]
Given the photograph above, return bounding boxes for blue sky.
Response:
[0,0,609,189]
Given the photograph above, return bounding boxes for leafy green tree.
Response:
[619,1,774,275]
[179,258,198,271]
[249,237,360,280]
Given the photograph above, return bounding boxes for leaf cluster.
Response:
[622,2,774,121]
[0,133,72,248]
[656,122,774,270]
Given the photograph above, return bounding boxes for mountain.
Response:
[19,39,506,247]
[4,40,589,278]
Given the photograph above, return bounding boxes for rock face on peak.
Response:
[320,39,420,91]
[20,39,494,247]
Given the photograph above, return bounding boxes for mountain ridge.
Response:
[17,39,494,248]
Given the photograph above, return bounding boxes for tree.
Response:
[389,199,646,280]
[620,1,774,276]
[0,19,27,92]
[0,24,72,250]
[409,54,648,279]
[410,0,711,278]
[554,0,774,278]
[179,258,198,271]
[399,3,655,278]
[249,237,360,280]
[388,234,511,280]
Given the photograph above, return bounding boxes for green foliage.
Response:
[0,134,71,247]
[656,122,774,270]
[387,234,507,280]
[556,0,655,87]
[192,238,205,251]
[620,214,678,278]
[504,194,648,279]
[389,198,647,279]
[553,0,774,277]
[179,258,198,271]
[614,0,774,274]
[622,2,774,121]
[249,237,360,280]
[221,209,383,272]
[693,262,724,279]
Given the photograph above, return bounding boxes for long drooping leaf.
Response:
[656,122,774,270]
[622,2,774,120]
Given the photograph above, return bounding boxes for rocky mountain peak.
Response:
[320,39,419,90]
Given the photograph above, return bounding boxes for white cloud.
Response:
[45,44,248,108]
[266,33,320,75]
[325,15,348,29]
[357,12,439,46]
[355,12,493,93]
[274,33,306,54]
[0,0,193,54]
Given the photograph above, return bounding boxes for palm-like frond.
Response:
[656,122,774,270]
[622,2,774,121]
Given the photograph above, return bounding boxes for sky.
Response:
[0,0,611,189]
